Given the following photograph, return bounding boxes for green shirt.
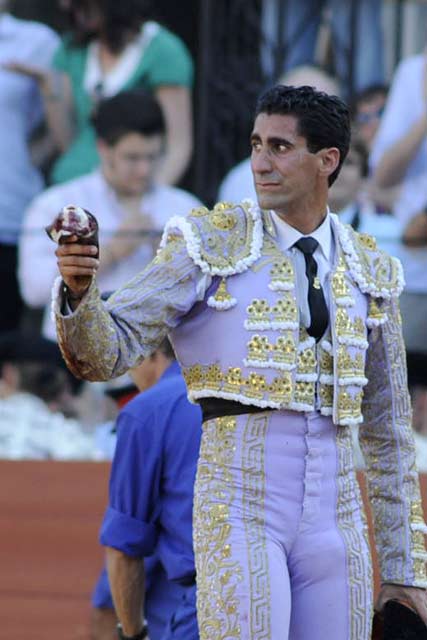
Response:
[51,23,194,184]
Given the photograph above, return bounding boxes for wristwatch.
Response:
[116,623,148,640]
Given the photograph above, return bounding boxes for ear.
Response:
[96,139,111,164]
[317,147,340,181]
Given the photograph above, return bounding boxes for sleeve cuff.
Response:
[100,507,158,557]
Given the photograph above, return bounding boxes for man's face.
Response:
[355,93,386,150]
[250,113,321,214]
[99,132,164,197]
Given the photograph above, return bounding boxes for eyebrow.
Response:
[250,133,295,148]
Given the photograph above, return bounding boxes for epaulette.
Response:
[159,199,263,276]
[334,215,404,298]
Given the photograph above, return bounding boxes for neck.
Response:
[274,203,328,234]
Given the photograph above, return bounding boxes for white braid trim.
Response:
[289,401,315,412]
[338,376,368,387]
[244,320,299,331]
[319,374,334,385]
[268,281,294,291]
[334,215,405,298]
[335,296,355,307]
[160,200,263,276]
[50,276,63,322]
[411,523,427,534]
[298,337,316,350]
[338,336,369,349]
[207,296,237,310]
[321,340,332,353]
[366,315,388,328]
[320,406,333,416]
[295,373,318,382]
[339,415,364,426]
[412,551,427,561]
[243,358,296,372]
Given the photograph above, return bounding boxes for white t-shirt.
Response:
[19,170,202,339]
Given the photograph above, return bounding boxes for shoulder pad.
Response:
[159,199,263,276]
[335,217,404,298]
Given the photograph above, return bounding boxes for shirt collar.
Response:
[271,209,332,261]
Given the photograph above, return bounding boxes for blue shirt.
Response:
[100,361,202,583]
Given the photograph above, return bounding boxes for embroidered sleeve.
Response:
[359,296,427,587]
[54,235,208,381]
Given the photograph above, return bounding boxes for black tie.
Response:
[293,237,329,341]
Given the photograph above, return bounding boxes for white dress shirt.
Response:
[19,170,202,339]
[271,211,334,328]
[0,14,59,243]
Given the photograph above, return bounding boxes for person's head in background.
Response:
[278,64,341,98]
[92,90,166,198]
[328,137,368,213]
[129,337,175,392]
[0,332,75,414]
[59,0,150,51]
[350,84,388,152]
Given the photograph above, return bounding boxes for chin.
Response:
[256,192,287,212]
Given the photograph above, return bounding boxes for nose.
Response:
[251,148,273,175]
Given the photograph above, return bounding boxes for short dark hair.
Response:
[157,337,175,361]
[255,85,351,186]
[92,90,165,145]
[65,0,151,52]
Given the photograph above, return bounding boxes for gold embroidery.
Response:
[212,278,234,304]
[319,384,333,407]
[337,390,363,421]
[223,367,245,394]
[358,233,377,251]
[337,347,365,379]
[269,374,293,404]
[272,335,296,367]
[332,271,351,299]
[247,335,271,363]
[295,381,315,405]
[297,348,317,374]
[246,299,270,326]
[193,416,243,639]
[271,294,298,324]
[204,365,223,392]
[242,414,271,638]
[335,426,373,639]
[211,211,237,231]
[245,373,268,399]
[336,309,366,340]
[269,259,294,287]
[367,298,387,322]
[320,349,333,373]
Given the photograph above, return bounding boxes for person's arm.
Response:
[154,86,193,185]
[53,229,209,381]
[4,63,76,152]
[106,547,146,638]
[372,54,427,189]
[359,294,427,619]
[374,115,427,188]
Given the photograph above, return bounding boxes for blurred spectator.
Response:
[330,138,402,256]
[218,65,340,203]
[370,50,427,364]
[350,84,388,152]
[0,331,96,459]
[261,0,384,94]
[92,339,201,639]
[10,0,194,186]
[19,90,202,341]
[0,3,59,331]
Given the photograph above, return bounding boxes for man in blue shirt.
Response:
[97,338,201,640]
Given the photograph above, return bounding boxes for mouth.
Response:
[256,182,282,190]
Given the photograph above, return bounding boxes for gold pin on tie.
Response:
[313,277,321,290]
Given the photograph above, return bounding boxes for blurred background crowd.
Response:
[0,0,426,463]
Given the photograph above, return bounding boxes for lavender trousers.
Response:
[193,410,373,640]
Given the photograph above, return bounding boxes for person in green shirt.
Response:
[11,0,194,186]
